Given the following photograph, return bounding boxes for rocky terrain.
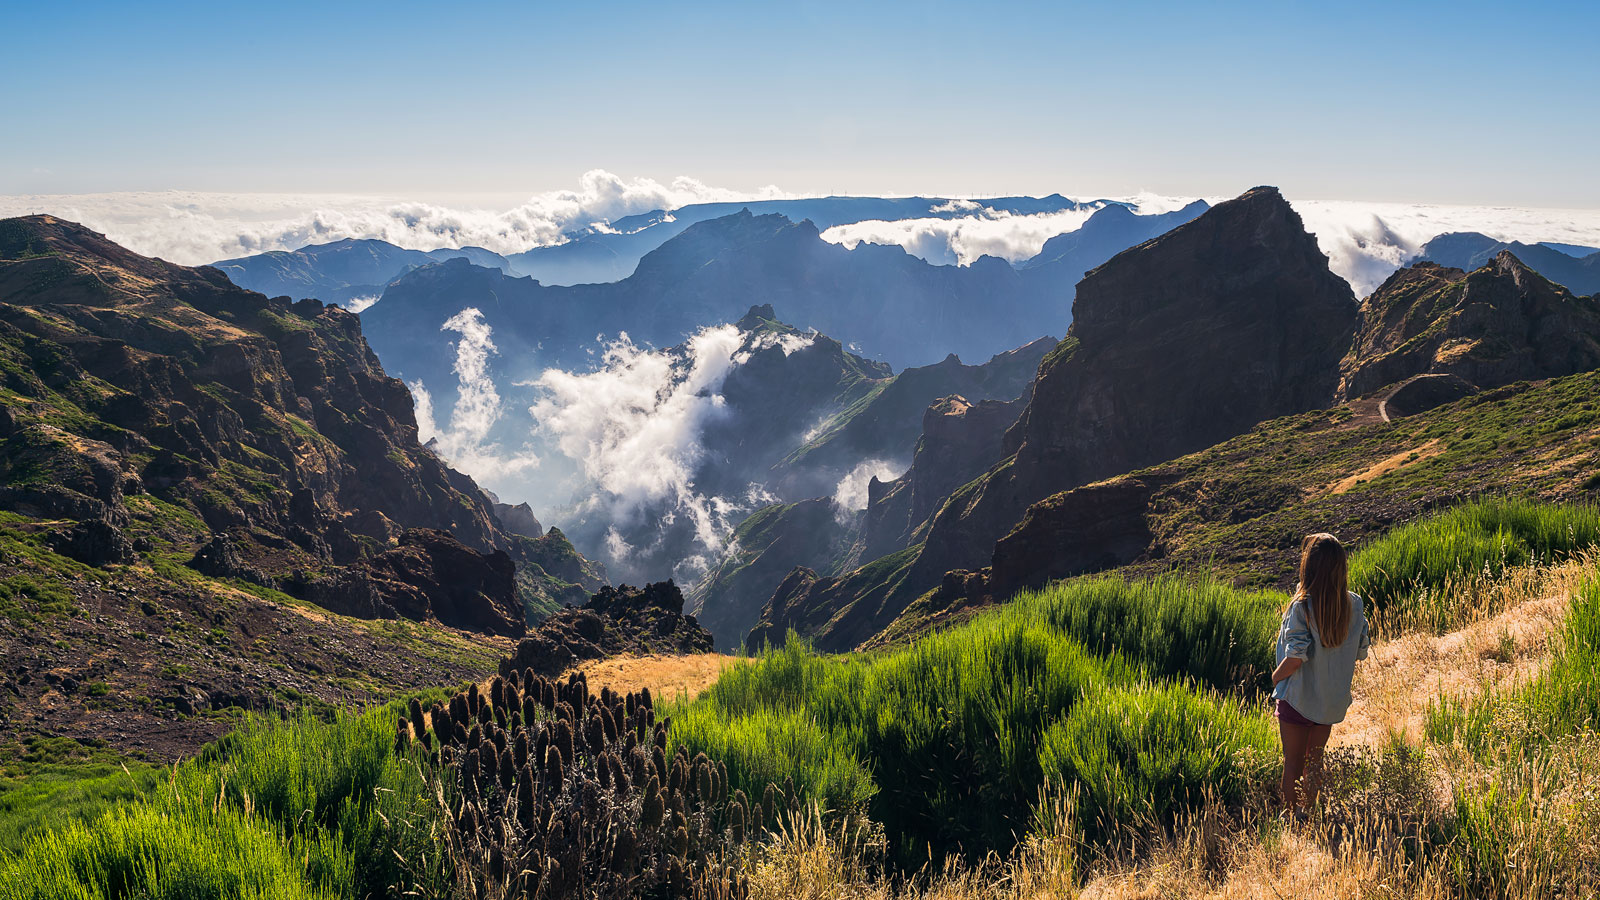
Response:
[751,187,1360,650]
[498,581,715,679]
[835,228,1600,649]
[1340,253,1600,401]
[0,216,604,758]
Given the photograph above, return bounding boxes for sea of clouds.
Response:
[6,172,1597,298]
[413,312,834,578]
[0,170,793,265]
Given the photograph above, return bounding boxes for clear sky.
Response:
[3,0,1596,206]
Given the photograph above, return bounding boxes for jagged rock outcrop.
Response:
[773,335,1054,499]
[498,581,714,678]
[48,518,136,567]
[188,533,275,587]
[755,187,1360,651]
[297,529,523,637]
[492,500,544,539]
[1340,254,1600,400]
[860,393,1029,562]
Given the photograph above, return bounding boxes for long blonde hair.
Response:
[1294,533,1351,648]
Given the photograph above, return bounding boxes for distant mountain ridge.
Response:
[508,194,1103,285]
[213,238,515,307]
[1419,232,1600,296]
[742,198,1600,655]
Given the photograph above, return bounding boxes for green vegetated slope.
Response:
[880,368,1600,644]
[670,497,1600,864]
[0,216,601,761]
[7,500,1600,896]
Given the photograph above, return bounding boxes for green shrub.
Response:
[1038,683,1275,842]
[670,590,1270,862]
[1002,575,1283,691]
[0,800,338,900]
[1351,498,1600,627]
[0,703,441,900]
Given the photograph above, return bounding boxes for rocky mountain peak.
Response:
[1342,250,1600,401]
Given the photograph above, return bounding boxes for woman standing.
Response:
[1271,533,1370,816]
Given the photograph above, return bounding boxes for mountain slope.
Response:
[687,333,1053,646]
[0,216,601,756]
[751,187,1359,651]
[886,365,1600,644]
[1341,253,1600,400]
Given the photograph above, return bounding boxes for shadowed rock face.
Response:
[1340,254,1600,400]
[908,186,1358,595]
[860,393,1029,563]
[754,187,1361,651]
[299,529,524,637]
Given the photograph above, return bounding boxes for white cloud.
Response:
[524,324,824,576]
[343,294,380,313]
[821,206,1104,266]
[6,173,1598,300]
[832,458,905,512]
[0,170,793,265]
[410,308,539,483]
[530,325,745,565]
[1291,200,1600,296]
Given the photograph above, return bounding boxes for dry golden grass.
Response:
[575,652,744,703]
[1328,439,1443,495]
[1335,557,1590,748]
[741,557,1600,899]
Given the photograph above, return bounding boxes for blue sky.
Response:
[3,0,1596,206]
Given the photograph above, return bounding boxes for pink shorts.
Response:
[1275,699,1321,727]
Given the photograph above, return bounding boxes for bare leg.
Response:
[1279,718,1311,811]
[1302,723,1333,808]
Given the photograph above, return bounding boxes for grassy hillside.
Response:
[5,500,1600,896]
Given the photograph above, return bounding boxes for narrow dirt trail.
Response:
[1335,589,1569,748]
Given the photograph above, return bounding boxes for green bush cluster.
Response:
[0,703,438,900]
[668,574,1280,862]
[1350,497,1600,626]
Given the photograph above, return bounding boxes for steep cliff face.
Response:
[754,187,1359,650]
[0,216,596,632]
[859,393,1029,562]
[773,336,1053,499]
[908,186,1357,591]
[1340,254,1600,402]
[688,333,1053,646]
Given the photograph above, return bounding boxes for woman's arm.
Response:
[1272,656,1304,685]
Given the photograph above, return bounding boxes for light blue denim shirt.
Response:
[1272,591,1370,725]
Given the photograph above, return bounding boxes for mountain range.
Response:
[0,216,602,754]
[742,188,1600,653]
[1418,232,1600,296]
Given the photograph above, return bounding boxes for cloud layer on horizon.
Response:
[4,173,1599,298]
[0,170,792,265]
